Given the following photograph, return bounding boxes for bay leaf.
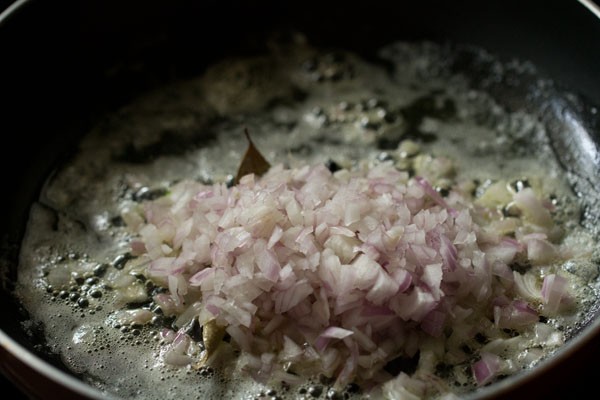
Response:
[235,128,271,183]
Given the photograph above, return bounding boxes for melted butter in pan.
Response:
[15,40,600,399]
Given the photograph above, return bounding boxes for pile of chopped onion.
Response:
[124,162,571,395]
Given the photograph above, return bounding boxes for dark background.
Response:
[0,374,27,399]
[1,2,39,397]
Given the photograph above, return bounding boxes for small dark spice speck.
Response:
[307,385,323,397]
[93,263,109,277]
[325,159,341,173]
[113,253,134,270]
[475,332,487,344]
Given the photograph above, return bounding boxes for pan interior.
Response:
[7,33,600,400]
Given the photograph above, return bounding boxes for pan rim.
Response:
[1,0,600,399]
[0,330,109,399]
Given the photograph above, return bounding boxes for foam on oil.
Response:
[15,40,599,399]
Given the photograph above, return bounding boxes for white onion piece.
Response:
[541,274,569,314]
[513,188,553,228]
[315,326,354,351]
[472,352,501,386]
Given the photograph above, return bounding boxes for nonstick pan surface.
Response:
[1,1,600,399]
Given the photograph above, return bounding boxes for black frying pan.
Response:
[1,0,599,399]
